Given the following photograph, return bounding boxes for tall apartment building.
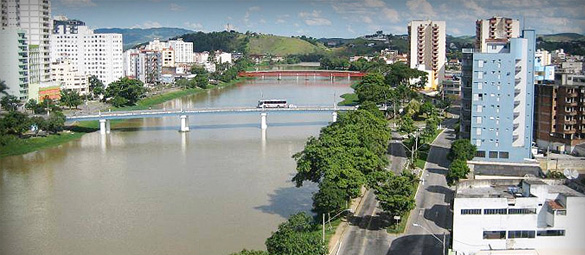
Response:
[52,15,85,34]
[460,30,536,162]
[168,38,193,64]
[453,178,585,255]
[476,16,520,53]
[51,18,123,86]
[123,48,161,85]
[534,74,585,154]
[0,29,29,100]
[408,20,446,91]
[1,0,52,100]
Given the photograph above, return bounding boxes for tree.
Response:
[45,111,65,134]
[384,62,427,88]
[372,171,417,216]
[230,250,268,255]
[0,80,8,96]
[89,75,105,99]
[29,116,47,134]
[25,99,38,114]
[448,139,477,161]
[0,111,30,136]
[265,212,327,255]
[355,73,391,104]
[1,95,19,112]
[447,159,470,185]
[419,101,436,117]
[404,99,421,117]
[398,114,416,134]
[195,73,209,89]
[60,90,82,109]
[191,65,208,75]
[105,77,146,107]
[312,179,348,216]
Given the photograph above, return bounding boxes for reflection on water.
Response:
[0,76,354,255]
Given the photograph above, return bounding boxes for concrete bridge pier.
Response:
[99,119,111,134]
[332,111,338,122]
[179,115,190,132]
[347,74,350,81]
[260,112,267,130]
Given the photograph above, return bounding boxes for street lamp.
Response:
[412,223,446,255]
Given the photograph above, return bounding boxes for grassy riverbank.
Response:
[1,77,252,158]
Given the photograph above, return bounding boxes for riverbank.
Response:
[1,77,252,158]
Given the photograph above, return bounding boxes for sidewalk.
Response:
[327,186,368,253]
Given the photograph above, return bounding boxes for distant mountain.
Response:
[537,33,585,42]
[95,27,193,50]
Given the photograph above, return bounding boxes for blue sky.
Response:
[53,0,585,37]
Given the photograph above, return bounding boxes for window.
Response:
[476,151,486,157]
[484,208,507,215]
[489,151,498,158]
[476,128,482,135]
[499,151,509,159]
[483,231,506,239]
[476,117,482,124]
[478,60,484,68]
[508,208,536,214]
[478,82,483,90]
[477,105,483,113]
[537,230,565,237]
[477,71,483,79]
[461,209,481,215]
[476,139,482,146]
[508,230,535,239]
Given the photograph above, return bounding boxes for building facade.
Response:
[1,0,53,100]
[408,20,446,91]
[534,74,585,154]
[51,19,123,86]
[442,70,462,99]
[168,38,193,64]
[461,30,536,162]
[51,59,89,96]
[453,179,585,255]
[0,29,29,100]
[475,16,520,53]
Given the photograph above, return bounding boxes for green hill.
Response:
[538,33,585,42]
[248,35,328,56]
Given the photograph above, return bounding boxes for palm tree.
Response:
[0,80,8,96]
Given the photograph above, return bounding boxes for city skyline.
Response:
[53,0,585,38]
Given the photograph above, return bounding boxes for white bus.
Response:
[257,99,288,108]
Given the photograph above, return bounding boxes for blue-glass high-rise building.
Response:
[461,29,536,162]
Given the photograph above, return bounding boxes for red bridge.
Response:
[238,70,366,78]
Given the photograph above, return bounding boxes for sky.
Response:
[52,0,585,38]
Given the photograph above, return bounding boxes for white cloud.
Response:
[299,10,332,26]
[362,16,373,24]
[260,19,266,24]
[170,3,181,12]
[406,0,436,18]
[347,25,355,34]
[132,21,162,29]
[184,22,203,30]
[276,19,286,24]
[364,0,385,8]
[248,6,261,12]
[59,0,95,7]
[382,8,400,23]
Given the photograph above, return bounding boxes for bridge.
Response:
[238,70,366,80]
[66,106,356,134]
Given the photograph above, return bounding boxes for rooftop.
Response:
[456,178,584,199]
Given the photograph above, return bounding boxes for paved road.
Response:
[387,118,458,255]
[336,132,408,255]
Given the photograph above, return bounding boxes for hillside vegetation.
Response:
[248,34,327,56]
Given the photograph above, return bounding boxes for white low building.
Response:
[51,59,89,95]
[453,178,585,255]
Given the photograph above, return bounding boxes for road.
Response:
[387,118,457,255]
[336,132,408,255]
[337,118,456,255]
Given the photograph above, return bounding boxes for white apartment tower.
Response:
[476,16,520,53]
[51,17,123,86]
[169,38,193,64]
[408,20,446,91]
[1,0,52,100]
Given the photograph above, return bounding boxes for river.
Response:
[0,76,354,255]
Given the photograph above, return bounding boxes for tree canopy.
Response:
[265,212,327,255]
[448,139,477,161]
[105,77,146,107]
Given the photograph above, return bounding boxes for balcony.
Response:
[515,88,521,94]
[513,134,519,140]
[514,100,521,107]
[566,111,577,116]
[515,78,521,84]
[515,66,521,73]
[566,92,578,97]
[566,101,578,106]
[563,120,577,125]
[513,123,520,129]
[514,112,520,118]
